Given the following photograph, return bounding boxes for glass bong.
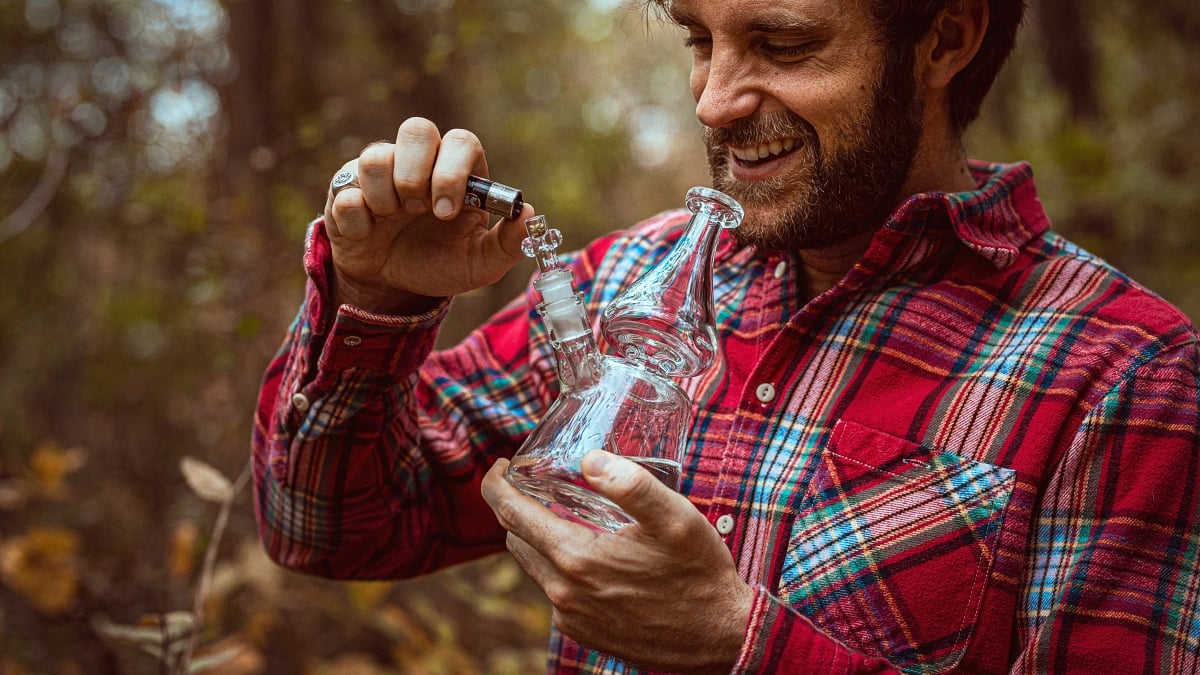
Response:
[505,186,744,531]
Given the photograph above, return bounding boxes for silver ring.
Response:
[330,169,359,196]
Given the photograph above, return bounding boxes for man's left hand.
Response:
[481,450,753,674]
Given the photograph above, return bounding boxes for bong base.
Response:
[506,462,635,533]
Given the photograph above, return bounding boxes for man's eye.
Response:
[761,41,814,60]
[683,35,712,52]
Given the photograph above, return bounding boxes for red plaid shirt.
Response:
[253,162,1200,673]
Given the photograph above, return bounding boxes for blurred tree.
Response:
[1036,0,1099,124]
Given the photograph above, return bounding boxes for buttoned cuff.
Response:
[316,300,450,378]
[299,217,452,381]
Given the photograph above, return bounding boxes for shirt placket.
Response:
[707,251,802,544]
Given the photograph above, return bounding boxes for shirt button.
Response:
[774,261,787,279]
[291,392,311,411]
[343,335,362,347]
[715,514,735,535]
[755,382,777,403]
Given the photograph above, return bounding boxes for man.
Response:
[253,0,1200,672]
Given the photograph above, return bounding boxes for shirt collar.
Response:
[715,160,1051,270]
[885,160,1051,269]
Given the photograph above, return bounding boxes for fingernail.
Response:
[433,197,454,218]
[404,199,426,214]
[582,450,610,478]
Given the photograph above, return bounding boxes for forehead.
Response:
[666,0,871,31]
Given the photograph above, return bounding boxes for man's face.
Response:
[671,0,925,251]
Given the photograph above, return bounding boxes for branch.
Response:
[0,148,70,246]
[177,459,252,674]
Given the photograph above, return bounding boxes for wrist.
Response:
[333,269,442,316]
[706,582,754,674]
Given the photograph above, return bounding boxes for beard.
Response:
[703,56,924,251]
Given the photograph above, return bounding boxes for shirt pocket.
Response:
[779,419,1016,674]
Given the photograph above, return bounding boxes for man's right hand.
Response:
[323,117,533,314]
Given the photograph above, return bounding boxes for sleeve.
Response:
[731,336,1200,674]
[251,219,557,580]
[1009,337,1200,672]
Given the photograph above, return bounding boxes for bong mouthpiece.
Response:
[521,215,564,275]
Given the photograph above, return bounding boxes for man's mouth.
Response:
[729,138,798,166]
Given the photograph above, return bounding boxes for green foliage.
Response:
[967,2,1200,317]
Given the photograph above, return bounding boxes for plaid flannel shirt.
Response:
[253,161,1200,673]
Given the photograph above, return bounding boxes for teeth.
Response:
[731,138,797,162]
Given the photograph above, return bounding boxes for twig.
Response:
[177,459,252,674]
[0,148,70,246]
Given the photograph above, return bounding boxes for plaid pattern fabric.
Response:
[253,161,1200,673]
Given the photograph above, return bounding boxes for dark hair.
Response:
[645,0,1026,135]
[867,0,1026,133]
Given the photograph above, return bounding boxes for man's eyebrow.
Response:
[667,5,699,27]
[745,11,826,34]
[666,7,826,33]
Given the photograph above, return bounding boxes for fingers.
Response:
[484,461,596,610]
[327,118,491,238]
[483,459,570,541]
[325,159,372,241]
[431,128,488,219]
[393,117,441,215]
[486,201,539,270]
[581,451,684,534]
[357,142,401,217]
[393,119,487,220]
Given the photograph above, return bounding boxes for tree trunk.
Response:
[1036,0,1100,124]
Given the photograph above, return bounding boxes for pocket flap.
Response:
[780,419,1016,673]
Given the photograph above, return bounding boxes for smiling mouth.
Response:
[729,138,798,166]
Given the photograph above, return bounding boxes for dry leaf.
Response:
[169,520,200,579]
[0,528,81,616]
[180,456,233,504]
[93,611,195,651]
[29,440,87,499]
[191,637,264,674]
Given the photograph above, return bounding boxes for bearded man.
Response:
[252,0,1200,672]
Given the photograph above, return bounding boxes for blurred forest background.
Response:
[0,0,1197,672]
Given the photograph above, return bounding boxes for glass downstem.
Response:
[521,216,604,391]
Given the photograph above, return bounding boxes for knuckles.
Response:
[552,547,590,583]
[441,127,482,150]
[489,491,525,533]
[543,579,584,616]
[357,144,394,178]
[396,116,440,143]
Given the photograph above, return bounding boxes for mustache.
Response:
[701,111,817,147]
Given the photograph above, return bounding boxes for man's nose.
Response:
[694,51,760,129]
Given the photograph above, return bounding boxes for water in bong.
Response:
[508,454,682,532]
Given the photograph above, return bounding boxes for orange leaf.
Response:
[0,527,81,616]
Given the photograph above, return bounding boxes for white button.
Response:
[715,514,735,535]
[291,392,310,411]
[343,335,362,347]
[755,382,777,403]
[774,261,787,279]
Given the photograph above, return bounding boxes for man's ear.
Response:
[918,0,989,90]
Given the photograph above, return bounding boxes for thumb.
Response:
[582,450,676,530]
[491,202,537,264]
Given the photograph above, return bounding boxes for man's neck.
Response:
[794,149,977,302]
[796,229,877,302]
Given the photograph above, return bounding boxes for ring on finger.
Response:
[330,169,359,197]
